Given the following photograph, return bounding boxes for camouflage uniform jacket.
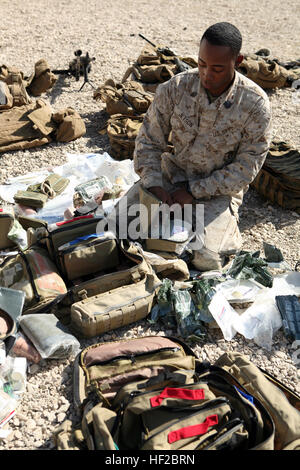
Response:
[133,69,272,208]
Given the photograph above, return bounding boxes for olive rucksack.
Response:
[53,337,300,451]
[251,140,300,213]
[237,54,299,89]
[94,79,154,116]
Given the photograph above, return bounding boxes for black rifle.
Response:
[52,50,96,91]
[138,34,191,73]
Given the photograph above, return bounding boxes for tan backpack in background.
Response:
[0,65,31,107]
[94,79,154,116]
[238,54,291,89]
[26,59,57,97]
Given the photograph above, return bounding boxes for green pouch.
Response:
[27,173,69,199]
[13,190,48,208]
[57,235,120,281]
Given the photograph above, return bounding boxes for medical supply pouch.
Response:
[57,233,120,281]
[39,215,104,260]
[14,173,69,209]
[69,269,161,338]
[0,246,67,315]
[73,176,112,208]
[51,239,155,325]
[13,190,48,209]
[0,207,16,249]
[53,337,287,451]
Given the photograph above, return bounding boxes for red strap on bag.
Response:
[168,414,218,444]
[150,387,205,408]
[55,215,94,226]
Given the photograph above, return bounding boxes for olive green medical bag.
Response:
[53,338,300,451]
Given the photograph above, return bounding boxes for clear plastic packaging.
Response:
[19,314,80,360]
[0,389,17,427]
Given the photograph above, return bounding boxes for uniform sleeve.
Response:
[189,97,273,199]
[133,80,175,189]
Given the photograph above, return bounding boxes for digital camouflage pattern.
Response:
[134,69,273,210]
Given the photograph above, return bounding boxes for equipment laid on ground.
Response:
[53,50,96,91]
[53,336,300,450]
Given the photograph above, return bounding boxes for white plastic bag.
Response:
[208,291,240,341]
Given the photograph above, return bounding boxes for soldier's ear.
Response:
[235,54,244,67]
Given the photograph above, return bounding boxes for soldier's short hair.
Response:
[201,22,242,57]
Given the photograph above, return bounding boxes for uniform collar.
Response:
[199,71,238,109]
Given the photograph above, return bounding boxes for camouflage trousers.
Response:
[113,180,242,272]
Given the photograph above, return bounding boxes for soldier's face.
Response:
[198,39,242,96]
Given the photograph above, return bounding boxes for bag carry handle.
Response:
[168,414,218,444]
[150,387,205,407]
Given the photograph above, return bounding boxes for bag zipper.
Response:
[197,418,245,450]
[58,236,107,255]
[90,346,182,367]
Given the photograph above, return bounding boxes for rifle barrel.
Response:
[138,34,156,48]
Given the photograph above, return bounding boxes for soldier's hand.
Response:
[148,186,174,206]
[171,188,194,207]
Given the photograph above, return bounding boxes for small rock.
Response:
[14,430,23,440]
[57,412,66,422]
[27,418,36,430]
[274,351,286,359]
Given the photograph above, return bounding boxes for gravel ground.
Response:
[0,0,299,451]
